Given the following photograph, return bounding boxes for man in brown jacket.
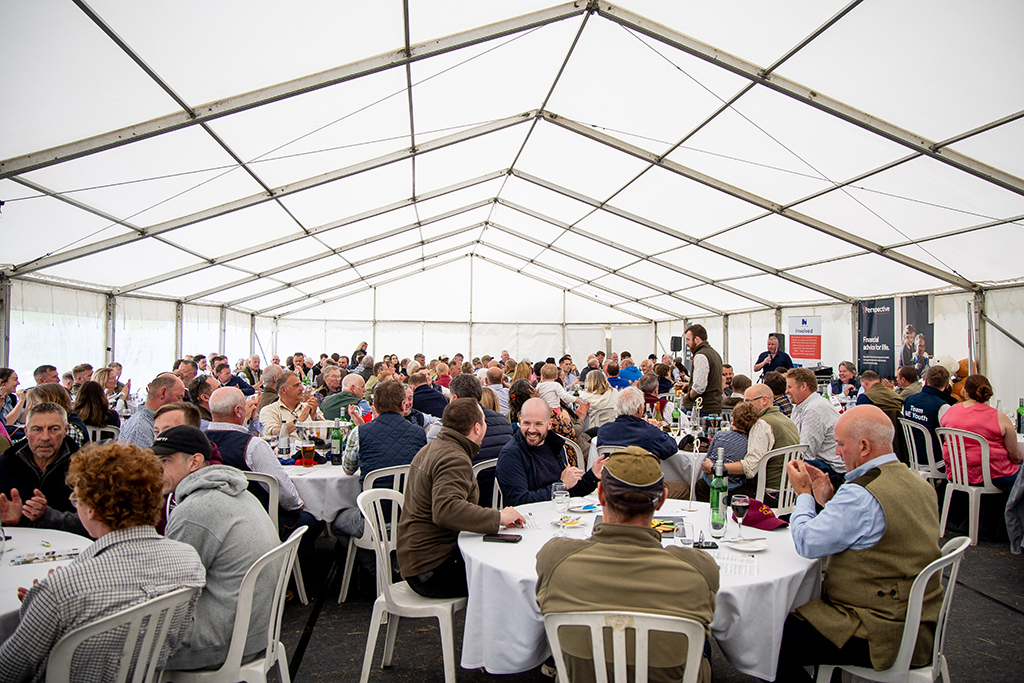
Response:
[396,398,525,598]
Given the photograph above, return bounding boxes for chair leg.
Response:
[277,645,292,683]
[939,654,951,683]
[360,602,386,683]
[939,486,953,538]
[814,664,834,682]
[338,537,357,604]
[968,491,980,546]
[382,614,401,667]
[293,556,309,605]
[437,610,458,683]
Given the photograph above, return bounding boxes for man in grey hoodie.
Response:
[154,425,280,670]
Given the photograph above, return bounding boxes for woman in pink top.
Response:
[940,374,1021,490]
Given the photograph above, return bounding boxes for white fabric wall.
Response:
[182,305,221,357]
[611,324,655,360]
[726,310,776,378]
[8,280,105,382]
[932,292,973,364]
[566,325,606,365]
[117,298,176,388]
[224,309,251,363]
[254,315,276,362]
[985,288,1024,408]
[655,320,685,358]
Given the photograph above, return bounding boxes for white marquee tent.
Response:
[1,0,1022,400]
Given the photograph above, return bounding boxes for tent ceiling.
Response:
[2,0,1022,323]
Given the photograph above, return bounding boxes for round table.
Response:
[458,499,820,681]
[1,528,92,642]
[283,463,361,522]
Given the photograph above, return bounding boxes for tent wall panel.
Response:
[118,298,176,390]
[610,324,655,361]
[9,280,105,385]
[375,322,424,362]
[984,287,1024,408]
[727,310,777,380]
[423,323,472,362]
[254,316,276,363]
[182,305,222,358]
[515,325,563,366]
[224,309,252,362]
[565,326,606,367]
[471,323,519,363]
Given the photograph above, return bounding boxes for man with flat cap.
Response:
[536,446,719,683]
[153,425,280,671]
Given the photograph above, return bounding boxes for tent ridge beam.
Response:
[0,3,586,179]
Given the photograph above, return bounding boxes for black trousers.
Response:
[405,548,468,599]
[771,613,873,682]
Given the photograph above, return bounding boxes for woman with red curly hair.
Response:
[0,443,206,682]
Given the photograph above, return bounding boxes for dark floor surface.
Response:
[274,526,1024,683]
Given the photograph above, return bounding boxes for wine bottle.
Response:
[1017,399,1024,435]
[672,402,681,432]
[709,447,728,539]
[277,421,290,457]
[330,418,344,465]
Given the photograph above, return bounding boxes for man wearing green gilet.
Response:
[774,405,942,681]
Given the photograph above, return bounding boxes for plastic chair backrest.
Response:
[884,536,970,677]
[471,458,502,508]
[243,471,280,535]
[937,427,995,489]
[358,489,404,606]
[543,611,705,683]
[899,418,942,480]
[86,424,120,443]
[216,527,306,678]
[564,439,584,468]
[362,463,411,527]
[46,586,197,683]
[587,407,617,431]
[596,444,626,459]
[754,444,809,514]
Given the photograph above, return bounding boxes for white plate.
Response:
[569,504,599,513]
[723,539,768,553]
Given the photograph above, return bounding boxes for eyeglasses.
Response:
[69,489,79,508]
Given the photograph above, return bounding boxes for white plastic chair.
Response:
[586,407,617,431]
[899,418,945,487]
[564,439,585,468]
[815,535,971,683]
[242,472,308,605]
[338,464,411,604]
[471,458,503,509]
[159,527,306,683]
[86,424,120,443]
[543,611,706,683]
[754,444,809,516]
[357,489,467,683]
[47,586,197,683]
[936,428,1003,546]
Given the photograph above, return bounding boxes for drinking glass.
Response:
[673,521,694,547]
[551,482,567,503]
[730,494,750,540]
[553,491,570,537]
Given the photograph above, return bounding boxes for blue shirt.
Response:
[607,375,631,390]
[618,365,642,383]
[790,453,896,559]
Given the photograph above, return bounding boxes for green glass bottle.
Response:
[709,447,728,539]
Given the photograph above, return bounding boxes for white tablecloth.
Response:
[1,528,92,642]
[1017,433,1023,459]
[283,464,361,522]
[458,499,820,681]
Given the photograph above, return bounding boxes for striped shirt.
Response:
[791,391,845,473]
[0,526,205,683]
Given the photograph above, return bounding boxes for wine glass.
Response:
[730,494,750,541]
[553,490,570,537]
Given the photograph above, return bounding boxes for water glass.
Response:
[674,521,694,547]
[551,482,567,502]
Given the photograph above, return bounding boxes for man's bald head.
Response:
[485,366,503,385]
[834,405,895,471]
[744,383,773,412]
[522,397,551,422]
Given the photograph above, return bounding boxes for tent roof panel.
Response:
[161,203,301,260]
[277,160,413,227]
[93,0,406,106]
[946,118,1024,182]
[408,0,562,44]
[573,211,688,254]
[0,2,178,159]
[893,223,1024,285]
[317,206,421,250]
[704,215,860,270]
[488,205,565,243]
[788,253,954,299]
[137,264,250,301]
[778,0,1024,141]
[414,126,526,194]
[565,290,645,323]
[36,240,199,289]
[497,175,594,225]
[659,245,764,279]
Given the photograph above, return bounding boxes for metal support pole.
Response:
[561,289,566,357]
[104,294,116,365]
[371,287,377,355]
[174,302,184,361]
[721,314,729,364]
[0,277,11,367]
[250,313,257,356]
[851,302,860,368]
[973,290,986,375]
[218,306,227,355]
[468,258,474,358]
[775,308,783,338]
